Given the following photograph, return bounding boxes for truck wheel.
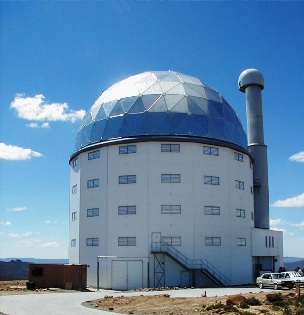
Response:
[259,282,263,289]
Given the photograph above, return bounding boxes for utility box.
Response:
[29,264,87,290]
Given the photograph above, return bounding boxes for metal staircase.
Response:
[151,242,230,287]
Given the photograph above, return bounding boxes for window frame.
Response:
[161,205,181,214]
[87,208,99,217]
[234,152,244,162]
[118,237,136,246]
[71,212,77,221]
[204,176,220,185]
[119,145,137,154]
[72,158,78,168]
[237,237,246,246]
[87,179,99,188]
[235,180,245,190]
[204,206,220,215]
[236,208,245,218]
[71,239,76,247]
[86,238,99,246]
[119,175,136,184]
[203,146,219,156]
[161,236,181,246]
[88,150,100,160]
[118,205,136,215]
[72,184,77,194]
[205,237,221,246]
[161,144,180,153]
[161,174,181,183]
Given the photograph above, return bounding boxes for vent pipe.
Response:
[238,69,269,229]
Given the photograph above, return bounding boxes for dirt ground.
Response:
[1,281,303,315]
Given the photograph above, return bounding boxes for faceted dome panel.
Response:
[75,71,247,151]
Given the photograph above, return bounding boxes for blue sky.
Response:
[0,1,303,259]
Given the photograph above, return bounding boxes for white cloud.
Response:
[8,232,33,238]
[271,227,285,232]
[1,221,12,226]
[11,94,86,123]
[26,122,50,129]
[0,143,43,161]
[272,193,304,207]
[38,242,59,248]
[270,218,285,226]
[7,206,27,212]
[289,151,304,163]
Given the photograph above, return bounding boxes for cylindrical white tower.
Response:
[238,69,269,229]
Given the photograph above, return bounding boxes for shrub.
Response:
[295,308,304,315]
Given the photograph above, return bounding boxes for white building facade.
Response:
[69,71,283,289]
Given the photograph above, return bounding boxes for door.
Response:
[181,271,190,287]
[152,232,161,251]
[127,260,143,289]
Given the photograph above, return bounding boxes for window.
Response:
[87,179,99,188]
[72,212,77,221]
[31,267,43,276]
[161,236,181,246]
[203,146,219,156]
[86,238,99,246]
[72,185,77,194]
[118,237,136,246]
[251,212,254,220]
[161,144,180,152]
[204,206,220,215]
[119,175,136,184]
[265,236,268,247]
[119,145,136,154]
[88,150,100,160]
[161,174,181,183]
[71,239,76,247]
[204,176,220,185]
[72,158,78,168]
[205,237,221,246]
[235,180,244,190]
[237,238,246,246]
[118,206,136,215]
[234,152,244,162]
[161,205,181,214]
[272,236,274,247]
[236,209,245,218]
[87,208,99,217]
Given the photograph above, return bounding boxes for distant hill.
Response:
[0,258,69,281]
[284,257,304,263]
[284,260,304,272]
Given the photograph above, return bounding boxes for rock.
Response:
[226,294,246,305]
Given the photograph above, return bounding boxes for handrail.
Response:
[151,242,230,286]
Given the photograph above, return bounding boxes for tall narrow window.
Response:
[235,180,244,190]
[265,236,268,247]
[118,206,136,215]
[204,176,220,185]
[161,205,181,214]
[205,237,221,246]
[161,144,180,152]
[72,158,78,168]
[88,150,100,160]
[72,212,77,221]
[87,179,99,188]
[119,175,136,184]
[86,238,99,246]
[203,146,219,156]
[72,185,77,194]
[118,237,136,246]
[119,145,137,154]
[204,206,220,215]
[161,174,181,183]
[71,239,76,247]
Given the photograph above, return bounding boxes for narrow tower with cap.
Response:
[238,68,269,229]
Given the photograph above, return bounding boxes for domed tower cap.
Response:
[238,68,264,92]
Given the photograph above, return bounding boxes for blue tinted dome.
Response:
[75,71,247,151]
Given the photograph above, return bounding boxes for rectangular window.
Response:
[71,239,76,247]
[161,144,180,152]
[236,208,245,218]
[119,145,137,154]
[72,158,78,168]
[87,179,99,188]
[72,212,77,221]
[203,146,219,156]
[234,152,244,162]
[235,180,245,190]
[204,176,220,185]
[72,184,77,194]
[272,236,274,248]
[161,236,181,246]
[205,237,221,246]
[161,174,181,183]
[119,175,136,184]
[87,208,99,217]
[251,212,254,220]
[204,206,220,215]
[118,206,136,215]
[237,238,246,246]
[88,150,100,160]
[118,237,136,246]
[161,205,181,214]
[86,238,99,246]
[265,236,268,247]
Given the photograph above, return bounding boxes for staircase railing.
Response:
[151,241,230,286]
